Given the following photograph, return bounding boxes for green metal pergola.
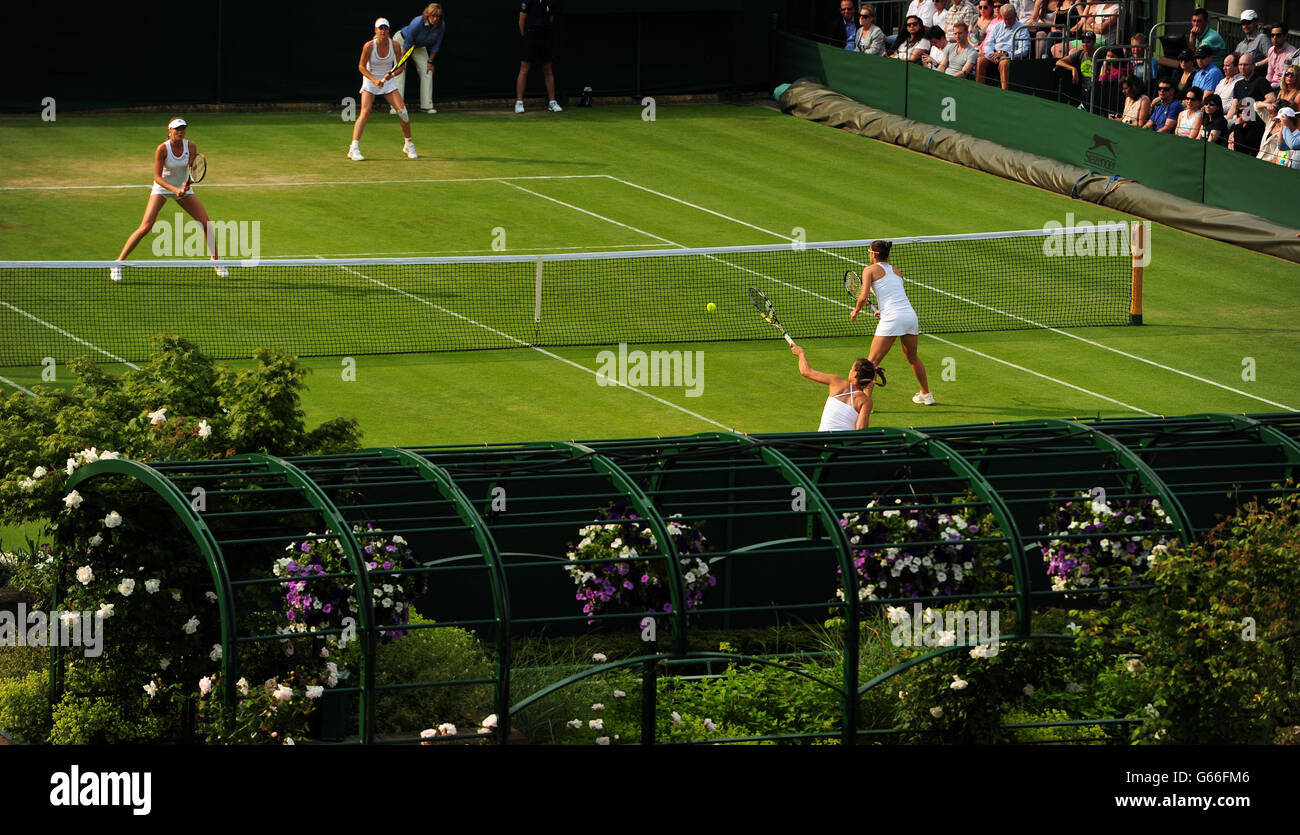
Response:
[60,412,1297,744]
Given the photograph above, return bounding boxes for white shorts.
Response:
[150,184,194,199]
[875,305,919,337]
[361,78,400,97]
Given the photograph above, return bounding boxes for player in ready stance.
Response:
[850,239,935,406]
[348,17,418,161]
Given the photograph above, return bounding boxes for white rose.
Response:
[117,579,135,596]
[103,511,123,528]
[63,490,84,510]
[75,565,94,585]
[32,466,47,479]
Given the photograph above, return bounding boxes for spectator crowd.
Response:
[828,2,1300,166]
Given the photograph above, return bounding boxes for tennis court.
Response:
[0,105,1296,444]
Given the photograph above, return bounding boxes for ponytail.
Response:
[852,359,886,389]
[870,240,892,261]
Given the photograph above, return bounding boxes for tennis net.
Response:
[0,226,1135,367]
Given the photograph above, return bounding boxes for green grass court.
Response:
[0,104,1296,446]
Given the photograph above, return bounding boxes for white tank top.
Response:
[160,140,190,191]
[367,38,397,79]
[818,385,860,432]
[872,263,913,316]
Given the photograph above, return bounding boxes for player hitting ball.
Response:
[790,342,885,431]
[347,18,419,161]
[850,240,935,406]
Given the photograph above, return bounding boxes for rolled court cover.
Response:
[778,80,1300,264]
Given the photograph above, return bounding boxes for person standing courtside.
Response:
[516,1,562,113]
[391,4,445,115]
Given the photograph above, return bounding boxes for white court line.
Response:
[0,376,36,398]
[0,174,609,192]
[497,181,683,247]
[520,178,1152,416]
[276,243,652,258]
[604,175,1291,412]
[331,263,731,431]
[0,301,140,370]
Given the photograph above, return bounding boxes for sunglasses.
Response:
[1157,86,1172,92]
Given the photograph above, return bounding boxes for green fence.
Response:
[14,412,1290,745]
[775,32,1300,230]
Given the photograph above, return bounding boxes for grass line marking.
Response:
[0,376,37,398]
[496,181,683,247]
[0,174,610,192]
[331,263,732,431]
[608,176,1290,411]
[0,301,140,370]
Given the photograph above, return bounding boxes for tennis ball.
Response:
[706,302,717,313]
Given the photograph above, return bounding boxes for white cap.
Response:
[1280,107,1298,119]
[168,118,187,129]
[374,17,390,28]
[1240,10,1258,21]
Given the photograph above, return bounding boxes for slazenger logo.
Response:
[1084,133,1118,171]
[50,765,151,816]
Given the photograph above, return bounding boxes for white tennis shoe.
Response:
[514,101,525,113]
[347,145,364,161]
[423,107,437,114]
[912,391,936,406]
[547,100,563,112]
[109,265,123,282]
[404,141,419,159]
[214,264,229,278]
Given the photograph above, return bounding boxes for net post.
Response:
[534,255,544,325]
[1129,221,1145,326]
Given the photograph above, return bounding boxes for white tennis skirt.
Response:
[875,305,920,337]
[361,78,399,96]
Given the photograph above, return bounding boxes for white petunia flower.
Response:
[148,407,168,425]
[143,682,158,698]
[32,466,48,479]
[182,616,199,634]
[885,605,909,625]
[305,686,324,699]
[209,643,222,662]
[595,736,611,745]
[591,703,604,711]
[589,718,604,730]
[591,652,607,663]
[481,714,498,730]
[612,690,626,698]
[104,511,123,528]
[930,706,944,718]
[670,712,682,726]
[89,534,104,547]
[66,458,79,476]
[703,718,717,732]
[197,420,212,438]
[950,675,968,691]
[75,565,94,585]
[198,676,212,696]
[18,477,35,491]
[273,684,293,702]
[144,579,161,593]
[118,579,135,596]
[438,722,457,736]
[236,677,250,696]
[567,719,583,729]
[63,490,84,510]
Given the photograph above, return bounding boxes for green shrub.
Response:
[1004,708,1109,743]
[373,616,495,737]
[0,670,50,743]
[657,661,843,742]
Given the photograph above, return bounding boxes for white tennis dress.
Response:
[150,140,193,199]
[818,385,861,432]
[872,263,920,337]
[361,38,399,95]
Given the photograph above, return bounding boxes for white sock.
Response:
[350,140,359,149]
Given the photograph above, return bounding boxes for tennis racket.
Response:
[749,286,795,345]
[844,269,879,317]
[384,45,415,81]
[183,153,206,190]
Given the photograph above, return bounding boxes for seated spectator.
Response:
[1266,24,1297,89]
[1280,66,1300,108]
[922,25,949,67]
[1159,8,1227,72]
[1276,106,1300,166]
[1175,86,1205,138]
[976,4,1030,89]
[1098,47,1131,81]
[1109,73,1152,126]
[1055,30,1097,104]
[971,0,998,44]
[939,20,980,76]
[1082,2,1120,45]
[1201,93,1229,144]
[1228,52,1273,153]
[1214,52,1243,119]
[1047,0,1079,58]
[929,0,953,40]
[894,15,931,60]
[1254,98,1285,161]
[945,0,979,44]
[1174,50,1198,96]
[1234,10,1268,63]
[907,0,939,28]
[1192,45,1224,91]
[831,0,859,49]
[855,5,886,54]
[1141,79,1183,133]
[1126,32,1153,81]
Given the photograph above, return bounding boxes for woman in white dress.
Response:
[790,343,885,431]
[348,18,418,161]
[850,240,935,405]
[111,117,226,281]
